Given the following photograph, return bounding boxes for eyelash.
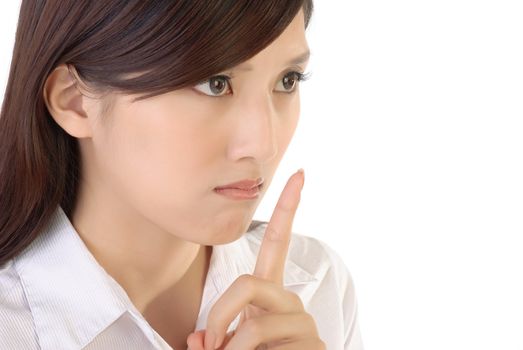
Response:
[286,71,312,87]
[194,70,312,97]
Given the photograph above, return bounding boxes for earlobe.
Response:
[43,64,94,138]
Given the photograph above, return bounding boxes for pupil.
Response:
[210,77,226,94]
[283,75,296,90]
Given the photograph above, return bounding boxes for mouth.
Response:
[215,177,264,191]
[213,182,264,200]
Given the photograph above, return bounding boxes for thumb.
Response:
[187,330,205,350]
[204,329,236,350]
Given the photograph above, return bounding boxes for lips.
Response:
[215,177,264,190]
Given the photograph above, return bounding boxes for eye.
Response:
[275,71,312,93]
[193,75,232,97]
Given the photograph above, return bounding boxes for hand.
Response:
[186,169,326,350]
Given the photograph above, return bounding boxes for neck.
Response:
[70,180,210,313]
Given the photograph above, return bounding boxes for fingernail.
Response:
[296,168,305,187]
[204,330,215,350]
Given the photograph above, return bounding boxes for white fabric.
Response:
[0,205,363,349]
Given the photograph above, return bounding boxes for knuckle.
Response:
[276,200,294,213]
[237,273,256,291]
[265,226,282,241]
[315,339,327,350]
[237,273,252,282]
[297,312,320,337]
[304,312,318,330]
[286,290,305,310]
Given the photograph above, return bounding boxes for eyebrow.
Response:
[234,49,311,72]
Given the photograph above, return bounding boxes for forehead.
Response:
[243,8,309,66]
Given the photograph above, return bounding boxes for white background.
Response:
[1,1,522,349]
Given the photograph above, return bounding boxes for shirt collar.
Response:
[13,206,140,349]
[209,221,318,293]
[13,206,317,349]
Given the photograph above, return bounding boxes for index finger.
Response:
[253,168,305,284]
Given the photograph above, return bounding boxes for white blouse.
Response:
[0,205,364,350]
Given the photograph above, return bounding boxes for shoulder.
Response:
[0,259,40,349]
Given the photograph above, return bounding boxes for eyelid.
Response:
[223,69,312,86]
[224,65,308,79]
[274,70,312,93]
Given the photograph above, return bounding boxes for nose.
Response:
[226,91,278,164]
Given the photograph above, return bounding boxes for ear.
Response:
[43,63,96,138]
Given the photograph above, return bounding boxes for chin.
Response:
[210,217,253,245]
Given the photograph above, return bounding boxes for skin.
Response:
[43,7,321,350]
[189,170,326,350]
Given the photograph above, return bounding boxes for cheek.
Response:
[96,101,219,217]
[275,90,300,125]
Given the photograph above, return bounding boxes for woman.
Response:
[0,1,363,349]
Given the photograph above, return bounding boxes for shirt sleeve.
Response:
[320,242,365,350]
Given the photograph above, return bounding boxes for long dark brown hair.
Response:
[0,0,313,266]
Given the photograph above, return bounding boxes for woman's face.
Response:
[80,9,310,245]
